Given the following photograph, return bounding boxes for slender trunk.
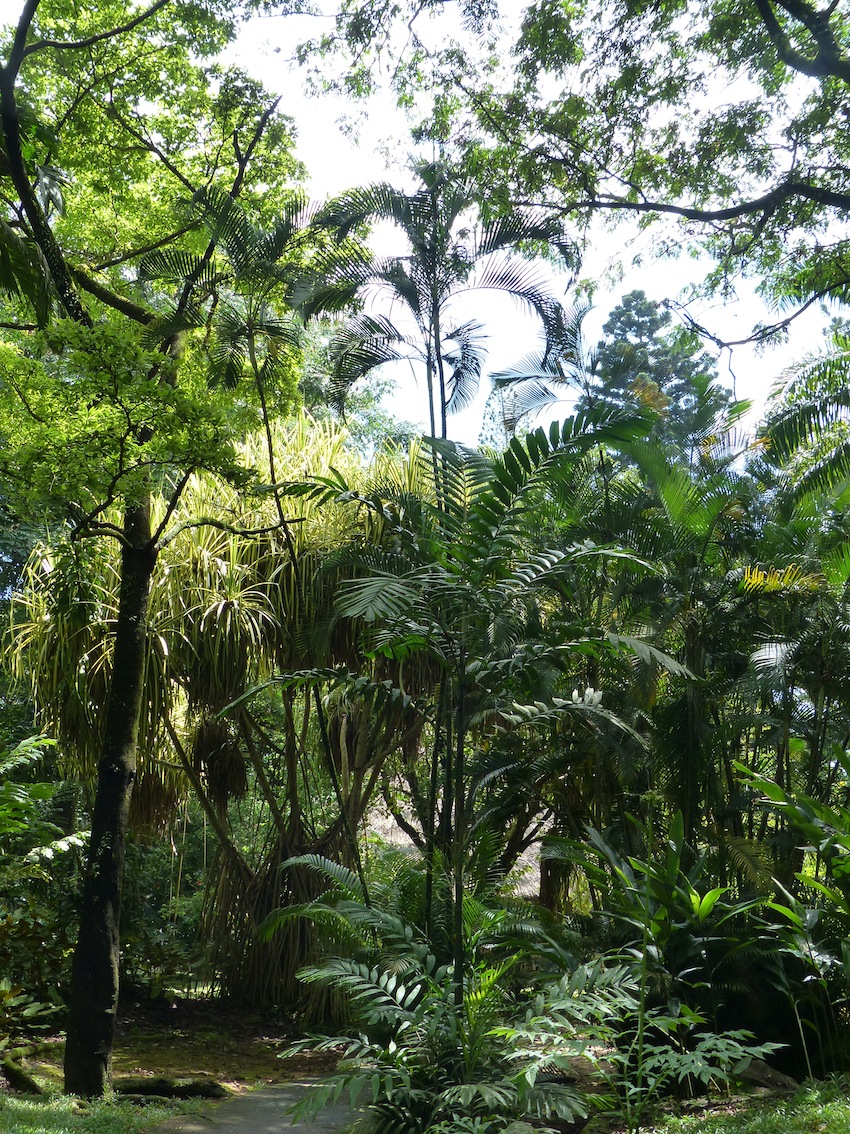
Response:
[0,58,91,325]
[453,669,466,1008]
[424,685,446,938]
[64,502,155,1097]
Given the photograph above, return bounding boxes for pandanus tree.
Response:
[303,160,575,440]
[10,414,430,1010]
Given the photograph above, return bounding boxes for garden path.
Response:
[152,1081,353,1134]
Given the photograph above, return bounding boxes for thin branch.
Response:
[670,291,825,349]
[229,97,281,199]
[2,373,47,422]
[92,224,197,271]
[156,514,302,550]
[149,468,193,549]
[107,99,196,193]
[69,517,129,546]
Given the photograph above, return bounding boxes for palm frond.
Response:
[283,853,367,901]
[476,209,573,262]
[442,319,486,415]
[317,183,421,242]
[472,256,561,342]
[191,186,256,274]
[0,219,54,325]
[328,313,415,410]
[253,192,319,262]
[137,248,217,290]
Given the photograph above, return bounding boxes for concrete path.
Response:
[152,1081,355,1134]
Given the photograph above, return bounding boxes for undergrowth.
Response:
[635,1078,850,1134]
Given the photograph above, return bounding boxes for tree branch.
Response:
[156,514,302,550]
[71,268,155,324]
[229,97,281,198]
[669,290,825,349]
[759,0,850,83]
[106,99,196,193]
[6,0,39,79]
[92,224,197,271]
[150,468,193,549]
[24,0,173,58]
[569,177,850,222]
[0,64,91,323]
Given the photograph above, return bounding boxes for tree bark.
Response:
[64,502,155,1097]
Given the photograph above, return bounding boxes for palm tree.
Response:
[298,406,655,1000]
[303,160,573,440]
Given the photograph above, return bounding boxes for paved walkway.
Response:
[153,1081,355,1134]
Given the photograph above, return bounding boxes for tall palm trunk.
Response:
[64,501,156,1096]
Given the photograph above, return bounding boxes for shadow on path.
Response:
[153,1081,354,1134]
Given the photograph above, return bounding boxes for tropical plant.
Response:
[0,738,81,1040]
[544,813,768,1026]
[267,408,660,1006]
[739,757,850,1073]
[8,413,391,1011]
[760,331,850,500]
[0,0,301,1094]
[501,968,779,1134]
[305,159,573,439]
[276,854,777,1134]
[272,855,598,1134]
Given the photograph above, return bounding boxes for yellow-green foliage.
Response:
[0,319,247,522]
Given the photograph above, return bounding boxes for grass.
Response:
[0,1094,189,1134]
[614,1079,850,1134]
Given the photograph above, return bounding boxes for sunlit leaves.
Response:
[0,320,246,523]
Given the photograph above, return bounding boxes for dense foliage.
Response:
[3,1,850,1131]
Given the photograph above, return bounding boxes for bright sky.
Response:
[0,0,831,445]
[228,6,829,443]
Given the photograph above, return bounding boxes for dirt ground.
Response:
[16,999,337,1095]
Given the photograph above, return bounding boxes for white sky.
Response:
[0,0,831,445]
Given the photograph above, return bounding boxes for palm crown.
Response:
[305,160,576,439]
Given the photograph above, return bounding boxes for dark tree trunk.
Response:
[64,502,155,1097]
